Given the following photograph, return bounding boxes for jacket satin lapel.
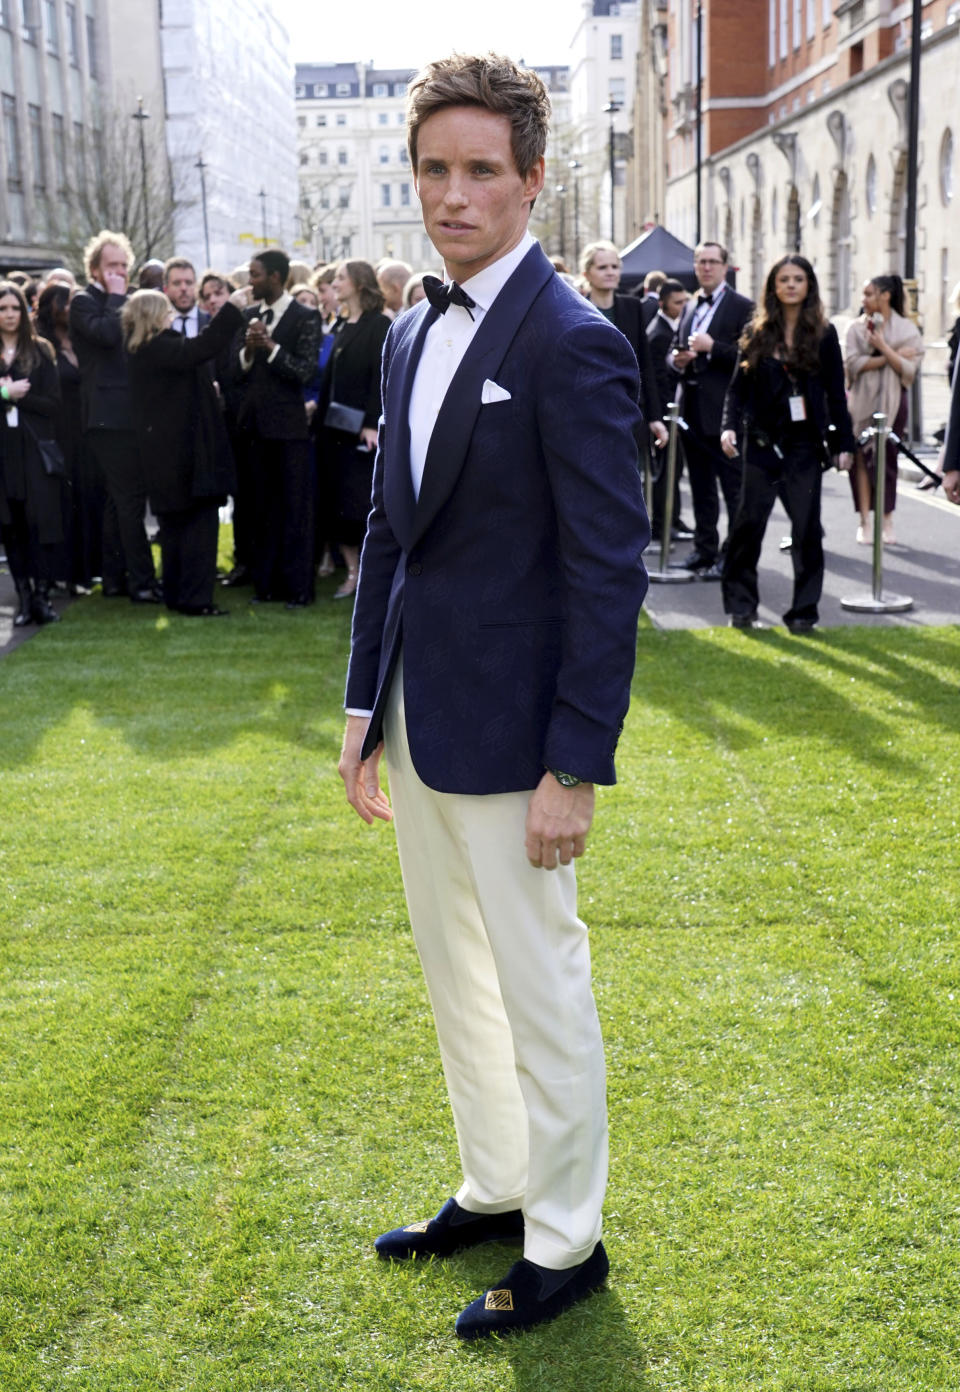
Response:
[383,303,438,551]
[411,244,555,547]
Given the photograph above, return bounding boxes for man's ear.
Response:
[523,156,546,206]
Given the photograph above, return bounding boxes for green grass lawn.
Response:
[1,567,958,1391]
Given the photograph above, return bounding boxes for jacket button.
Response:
[408,562,422,576]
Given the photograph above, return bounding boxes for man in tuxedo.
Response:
[636,269,666,326]
[70,229,160,602]
[164,258,209,338]
[669,242,754,578]
[234,249,321,606]
[647,278,692,543]
[338,53,649,1340]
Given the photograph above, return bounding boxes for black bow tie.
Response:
[422,275,476,320]
[260,307,274,326]
[697,293,714,306]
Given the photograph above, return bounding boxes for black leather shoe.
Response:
[787,618,817,634]
[679,550,713,571]
[284,595,312,609]
[13,580,34,627]
[101,582,127,598]
[375,1197,524,1261]
[220,565,251,587]
[730,612,767,630]
[31,584,60,625]
[176,604,230,617]
[672,517,695,540]
[130,586,162,604]
[696,560,724,581]
[455,1242,609,1340]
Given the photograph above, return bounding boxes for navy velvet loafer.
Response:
[374,1197,524,1261]
[455,1241,609,1340]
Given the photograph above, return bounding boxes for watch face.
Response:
[552,770,581,788]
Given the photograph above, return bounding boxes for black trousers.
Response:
[681,394,743,560]
[722,438,824,624]
[87,429,155,592]
[158,502,220,611]
[1,500,58,585]
[225,412,255,571]
[247,435,314,602]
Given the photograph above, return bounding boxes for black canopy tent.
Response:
[618,225,737,293]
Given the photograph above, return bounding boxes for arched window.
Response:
[831,173,852,312]
[941,129,954,206]
[865,154,877,217]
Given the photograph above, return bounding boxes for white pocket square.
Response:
[481,379,512,405]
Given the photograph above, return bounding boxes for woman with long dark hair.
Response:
[844,273,923,544]
[0,280,64,625]
[122,289,245,616]
[719,254,854,633]
[315,259,389,600]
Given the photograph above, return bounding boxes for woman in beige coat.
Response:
[844,274,923,544]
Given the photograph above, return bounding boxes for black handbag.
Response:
[322,334,365,435]
[22,417,67,477]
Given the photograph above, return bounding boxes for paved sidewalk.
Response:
[0,565,72,656]
[645,465,960,631]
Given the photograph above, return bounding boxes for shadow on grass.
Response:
[0,589,354,769]
[634,623,960,775]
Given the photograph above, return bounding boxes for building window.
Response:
[811,172,820,226]
[337,146,348,165]
[823,0,831,25]
[299,152,309,165]
[52,111,66,192]
[793,0,801,46]
[396,111,404,124]
[336,112,347,127]
[398,146,407,164]
[771,186,778,234]
[769,0,776,62]
[296,84,306,98]
[379,144,389,164]
[338,187,350,208]
[336,83,350,97]
[316,114,327,126]
[381,183,391,207]
[0,0,9,28]
[320,191,330,209]
[941,128,954,205]
[85,13,97,76]
[373,82,388,97]
[20,0,38,42]
[608,77,626,104]
[393,82,406,97]
[44,0,56,51]
[28,102,45,189]
[65,1,78,63]
[780,0,788,56]
[318,148,328,165]
[806,0,815,37]
[865,154,877,216]
[314,83,327,97]
[3,94,22,188]
[378,112,388,125]
[400,182,411,206]
[297,115,306,128]
[610,33,623,59]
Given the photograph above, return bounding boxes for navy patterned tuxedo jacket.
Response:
[345,242,650,795]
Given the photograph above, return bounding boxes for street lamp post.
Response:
[132,96,150,256]
[603,101,621,244]
[259,188,268,247]
[568,159,581,256]
[556,184,567,261]
[695,0,703,244]
[904,0,923,440]
[195,155,211,266]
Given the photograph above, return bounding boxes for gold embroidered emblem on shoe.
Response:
[404,1221,430,1233]
[485,1289,514,1311]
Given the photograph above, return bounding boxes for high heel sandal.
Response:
[333,568,358,600]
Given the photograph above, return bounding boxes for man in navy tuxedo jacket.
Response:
[338,53,649,1340]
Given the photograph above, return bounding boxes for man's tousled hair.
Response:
[406,53,550,178]
[83,229,135,282]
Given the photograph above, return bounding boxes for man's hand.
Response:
[943,469,960,505]
[245,321,268,351]
[650,420,668,449]
[837,451,853,472]
[688,330,713,354]
[525,773,595,870]
[102,271,127,295]
[720,429,739,458]
[338,715,393,825]
[672,348,695,371]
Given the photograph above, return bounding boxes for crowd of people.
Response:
[1,229,957,632]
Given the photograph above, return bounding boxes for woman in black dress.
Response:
[0,280,65,625]
[122,290,245,616]
[316,260,389,600]
[35,281,102,591]
[719,255,854,633]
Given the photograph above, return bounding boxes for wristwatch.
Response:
[548,768,582,788]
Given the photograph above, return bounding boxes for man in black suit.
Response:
[636,269,666,327]
[235,249,322,607]
[646,278,692,543]
[70,230,160,602]
[164,258,210,338]
[669,242,754,578]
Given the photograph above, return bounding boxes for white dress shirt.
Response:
[239,290,293,370]
[172,304,201,338]
[408,231,536,500]
[689,280,728,337]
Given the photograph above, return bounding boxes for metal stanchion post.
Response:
[841,411,913,614]
[648,401,695,584]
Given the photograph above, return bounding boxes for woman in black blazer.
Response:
[316,260,389,599]
[122,290,245,615]
[719,255,854,633]
[580,241,666,456]
[0,280,64,625]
